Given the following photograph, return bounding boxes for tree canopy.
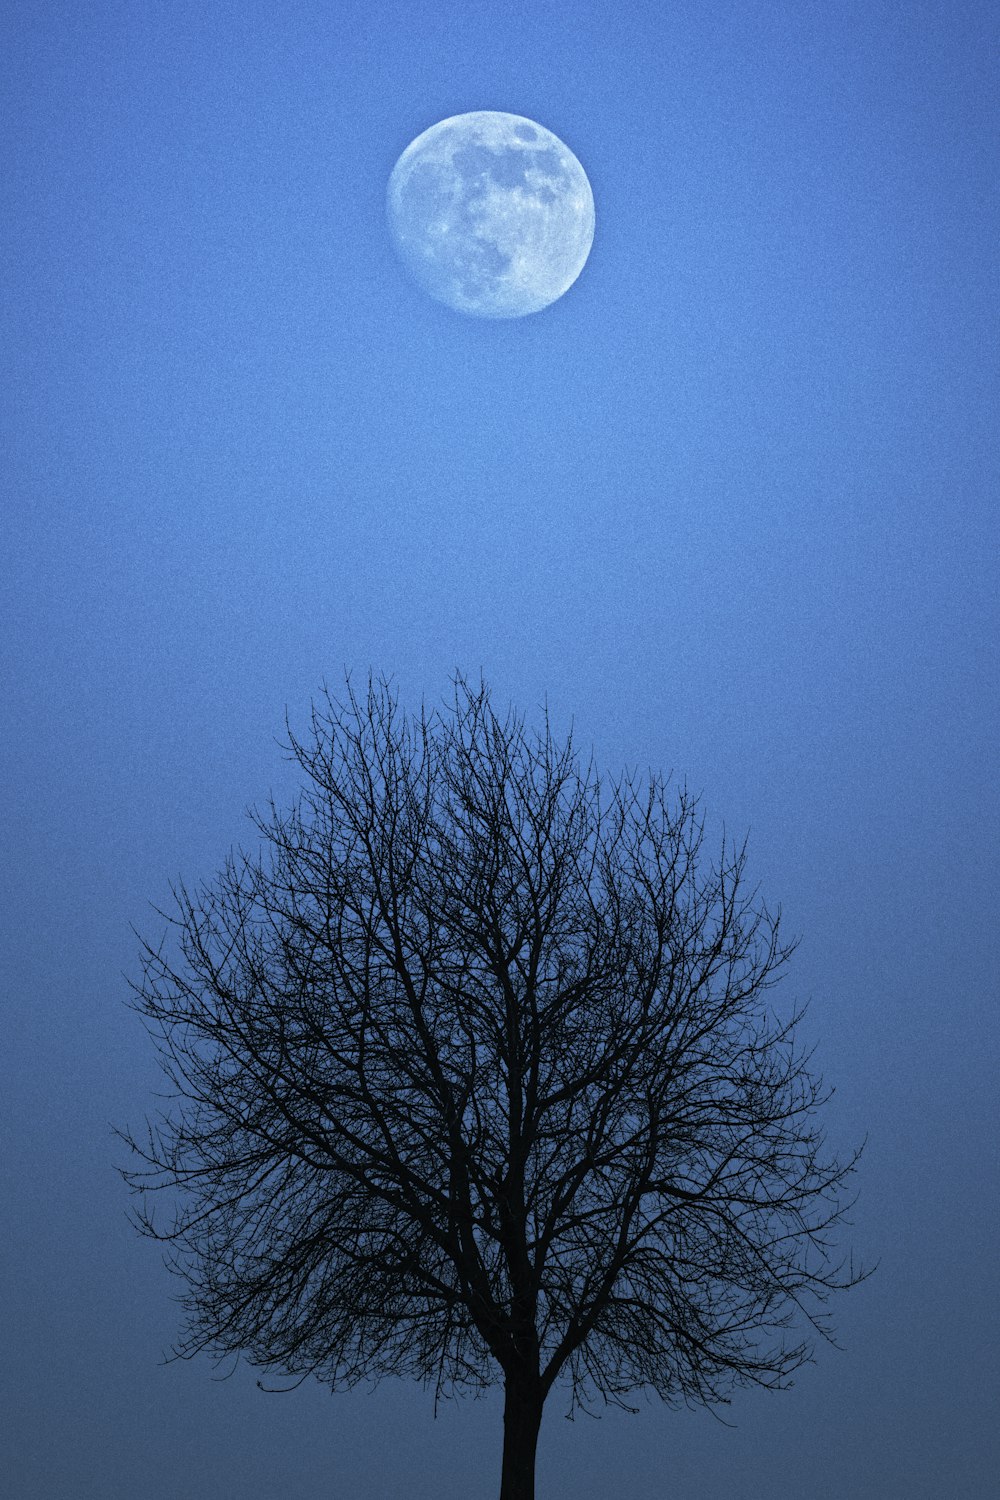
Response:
[120,674,867,1499]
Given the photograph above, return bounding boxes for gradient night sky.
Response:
[3,3,998,1496]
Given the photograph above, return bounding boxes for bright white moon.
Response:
[387,112,595,319]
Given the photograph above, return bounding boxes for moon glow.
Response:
[387,112,595,319]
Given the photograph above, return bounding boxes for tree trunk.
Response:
[499,1377,543,1500]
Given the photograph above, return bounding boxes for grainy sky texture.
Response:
[2,2,998,1497]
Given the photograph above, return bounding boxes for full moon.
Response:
[386,112,595,319]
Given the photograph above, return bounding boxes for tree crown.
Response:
[121,673,867,1418]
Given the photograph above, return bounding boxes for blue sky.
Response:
[2,2,998,1496]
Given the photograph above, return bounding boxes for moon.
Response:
[386,112,595,319]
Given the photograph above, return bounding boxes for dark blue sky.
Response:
[3,2,997,1496]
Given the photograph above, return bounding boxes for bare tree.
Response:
[119,673,868,1500]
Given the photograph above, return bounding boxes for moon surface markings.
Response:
[387,112,595,319]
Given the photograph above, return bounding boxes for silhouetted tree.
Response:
[119,673,867,1500]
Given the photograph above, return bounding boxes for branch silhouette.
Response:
[118,671,870,1500]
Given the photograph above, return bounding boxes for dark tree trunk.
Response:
[499,1377,544,1500]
